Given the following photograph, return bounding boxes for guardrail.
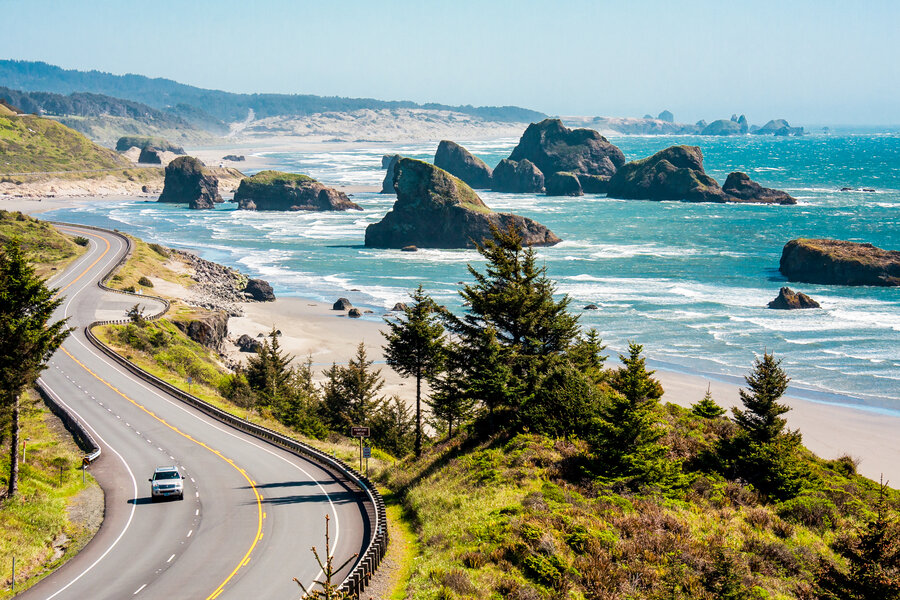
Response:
[46,222,387,597]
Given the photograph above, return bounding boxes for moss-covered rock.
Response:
[365,158,560,248]
[491,158,544,193]
[234,170,361,211]
[779,239,900,286]
[545,171,583,197]
[508,118,625,178]
[158,156,222,209]
[434,140,492,189]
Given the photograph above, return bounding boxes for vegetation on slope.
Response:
[0,114,127,174]
[242,170,317,185]
[0,210,87,277]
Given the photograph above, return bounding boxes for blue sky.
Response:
[1,0,897,125]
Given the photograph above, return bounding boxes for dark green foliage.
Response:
[692,385,726,419]
[370,396,416,458]
[817,481,900,599]
[383,285,445,456]
[463,328,520,422]
[73,236,89,247]
[147,243,169,257]
[566,328,608,385]
[732,352,792,444]
[321,342,385,431]
[706,549,752,599]
[519,358,602,439]
[137,275,153,287]
[0,239,71,497]
[126,303,146,326]
[245,328,293,405]
[426,347,476,439]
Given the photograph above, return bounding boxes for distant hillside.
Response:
[0,60,546,125]
[0,86,221,145]
[0,113,129,173]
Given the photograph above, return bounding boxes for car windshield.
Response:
[154,471,180,480]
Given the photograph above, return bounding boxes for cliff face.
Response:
[365,158,560,249]
[381,154,401,194]
[171,309,229,350]
[234,171,361,211]
[158,156,222,209]
[508,118,626,178]
[779,239,900,286]
[434,141,492,189]
[491,158,545,193]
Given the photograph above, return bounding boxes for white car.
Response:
[149,466,184,501]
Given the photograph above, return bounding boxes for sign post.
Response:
[350,427,370,472]
[82,456,90,485]
[363,446,371,477]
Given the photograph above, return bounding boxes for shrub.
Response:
[73,236,89,246]
[148,242,169,257]
[137,276,153,287]
[777,494,838,529]
[441,569,475,595]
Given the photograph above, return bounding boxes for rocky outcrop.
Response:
[172,309,229,350]
[158,156,222,209]
[508,119,625,178]
[607,146,796,204]
[348,308,362,318]
[138,148,163,164]
[578,174,610,194]
[702,119,743,136]
[333,298,353,310]
[391,302,408,312]
[223,154,245,161]
[545,172,583,196]
[236,334,262,353]
[244,278,275,301]
[658,110,674,123]
[767,287,821,309]
[434,141,492,189]
[779,239,900,287]
[116,136,185,154]
[234,171,361,211]
[381,154,401,194]
[365,158,560,249]
[754,119,804,136]
[491,159,544,193]
[723,172,796,205]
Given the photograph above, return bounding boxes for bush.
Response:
[137,276,153,287]
[148,243,169,257]
[73,236,89,247]
[776,494,838,529]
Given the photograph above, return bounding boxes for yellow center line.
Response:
[52,224,263,599]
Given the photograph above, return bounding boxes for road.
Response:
[18,225,370,600]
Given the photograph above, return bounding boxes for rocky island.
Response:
[779,239,900,286]
[365,158,560,248]
[234,170,361,211]
[158,156,222,209]
[433,140,492,189]
[509,118,626,178]
[491,158,545,193]
[606,145,796,204]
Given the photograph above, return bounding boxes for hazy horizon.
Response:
[1,0,897,126]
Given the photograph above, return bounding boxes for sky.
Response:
[0,0,898,125]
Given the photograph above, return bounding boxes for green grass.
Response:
[0,115,128,174]
[243,170,317,185]
[0,211,87,278]
[381,488,420,599]
[105,234,193,292]
[0,390,102,598]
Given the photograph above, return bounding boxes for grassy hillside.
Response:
[0,210,87,277]
[0,114,128,174]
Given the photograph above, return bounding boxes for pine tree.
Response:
[465,328,520,429]
[370,396,416,457]
[426,347,476,439]
[321,343,385,432]
[732,351,791,444]
[567,328,608,385]
[692,384,726,419]
[0,240,71,498]
[383,285,445,456]
[245,328,293,406]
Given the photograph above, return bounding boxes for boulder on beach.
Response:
[158,156,222,209]
[767,287,821,309]
[508,118,626,178]
[491,158,544,193]
[723,172,796,205]
[138,147,163,164]
[779,239,900,287]
[333,297,353,310]
[244,278,275,302]
[365,157,560,249]
[434,140,492,189]
[236,334,262,353]
[545,171,583,196]
[381,154,401,194]
[391,302,408,312]
[348,308,362,318]
[234,171,361,211]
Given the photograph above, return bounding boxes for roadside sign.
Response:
[350,426,370,438]
[82,456,90,467]
[363,447,371,458]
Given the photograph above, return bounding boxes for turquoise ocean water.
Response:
[43,133,900,411]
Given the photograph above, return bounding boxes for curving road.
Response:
[19,225,370,600]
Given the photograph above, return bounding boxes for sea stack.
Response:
[365,158,560,249]
[767,287,821,309]
[158,156,222,209]
[779,239,900,286]
[434,141,492,189]
[234,171,361,211]
[508,118,626,178]
[491,158,545,193]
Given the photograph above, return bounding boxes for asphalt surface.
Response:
[19,225,369,600]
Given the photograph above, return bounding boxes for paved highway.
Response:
[19,225,370,600]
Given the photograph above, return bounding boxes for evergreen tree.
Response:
[591,342,678,487]
[692,384,726,419]
[566,328,608,385]
[732,352,791,444]
[321,343,385,431]
[817,479,900,600]
[426,347,476,439]
[383,285,445,456]
[465,328,520,427]
[245,328,293,406]
[519,358,602,439]
[0,240,71,498]
[279,356,328,440]
[370,396,416,458]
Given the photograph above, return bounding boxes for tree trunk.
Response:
[7,398,19,498]
[414,370,422,457]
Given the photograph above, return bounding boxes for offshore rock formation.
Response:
[434,140,493,189]
[607,146,796,204]
[234,171,361,211]
[779,239,900,286]
[244,278,275,301]
[365,158,560,249]
[508,118,626,178]
[158,156,222,209]
[381,154,401,193]
[701,119,743,136]
[491,158,544,193]
[578,174,610,194]
[545,172,583,196]
[723,172,796,204]
[767,287,821,309]
[754,119,804,136]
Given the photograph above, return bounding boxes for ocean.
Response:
[43,132,900,412]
